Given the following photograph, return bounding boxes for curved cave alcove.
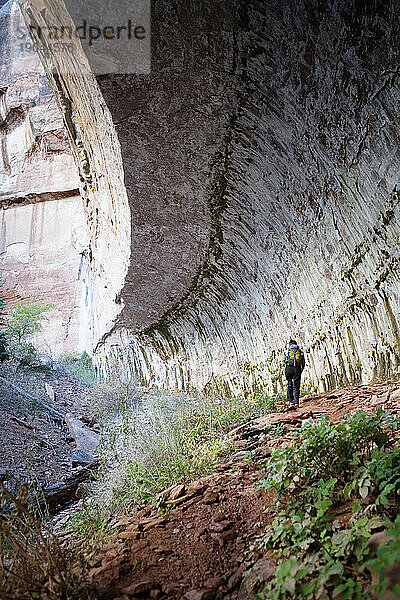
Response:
[16,0,400,394]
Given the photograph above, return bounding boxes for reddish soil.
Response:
[88,380,400,600]
[93,468,274,600]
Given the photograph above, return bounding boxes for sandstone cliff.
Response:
[16,0,400,392]
[0,0,87,355]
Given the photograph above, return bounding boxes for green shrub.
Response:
[5,299,52,366]
[5,339,39,367]
[256,409,400,600]
[79,391,279,524]
[7,299,52,344]
[261,410,397,495]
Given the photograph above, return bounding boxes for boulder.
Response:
[368,530,400,600]
[203,576,225,590]
[184,589,214,600]
[169,483,186,500]
[389,389,400,403]
[70,449,96,467]
[121,581,157,596]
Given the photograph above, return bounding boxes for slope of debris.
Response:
[83,381,400,600]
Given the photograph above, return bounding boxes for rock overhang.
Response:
[14,0,400,393]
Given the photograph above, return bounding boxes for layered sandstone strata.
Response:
[0,0,87,355]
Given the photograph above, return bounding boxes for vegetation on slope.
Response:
[256,409,400,599]
[1,375,400,599]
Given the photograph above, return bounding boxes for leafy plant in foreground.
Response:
[256,409,400,600]
[261,410,396,495]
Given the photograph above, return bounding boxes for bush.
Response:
[261,410,397,495]
[76,376,139,423]
[79,390,279,522]
[7,299,52,344]
[5,299,52,367]
[5,338,39,367]
[56,352,96,386]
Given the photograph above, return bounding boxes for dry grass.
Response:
[80,387,279,519]
[0,483,95,600]
[75,376,141,425]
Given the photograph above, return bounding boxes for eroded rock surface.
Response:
[16,0,400,392]
[0,0,87,354]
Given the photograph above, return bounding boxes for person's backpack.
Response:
[285,346,303,367]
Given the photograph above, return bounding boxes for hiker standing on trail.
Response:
[284,339,305,407]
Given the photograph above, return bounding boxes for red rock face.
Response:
[0,0,79,201]
[0,0,87,355]
[14,0,400,391]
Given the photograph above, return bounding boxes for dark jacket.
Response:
[284,343,305,370]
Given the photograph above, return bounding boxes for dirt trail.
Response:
[88,380,400,600]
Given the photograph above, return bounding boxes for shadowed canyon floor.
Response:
[0,367,87,485]
[64,381,400,600]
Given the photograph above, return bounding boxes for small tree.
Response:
[7,298,53,365]
[7,299,53,343]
